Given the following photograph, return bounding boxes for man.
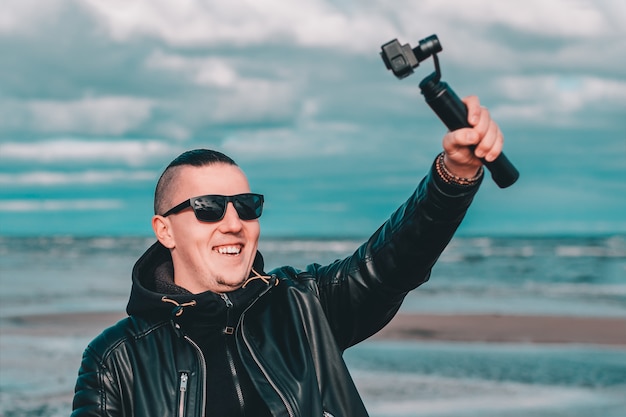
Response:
[72,96,503,416]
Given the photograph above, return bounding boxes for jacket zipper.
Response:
[220,292,233,308]
[220,293,246,414]
[178,372,188,417]
[239,300,295,417]
[183,335,207,417]
[240,324,295,417]
[225,344,246,413]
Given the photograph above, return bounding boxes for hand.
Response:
[441,95,503,178]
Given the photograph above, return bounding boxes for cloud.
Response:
[0,139,177,165]
[0,0,66,35]
[146,50,239,88]
[81,0,396,51]
[3,0,624,138]
[380,1,626,78]
[79,0,626,55]
[144,49,303,125]
[0,96,155,136]
[492,74,626,127]
[25,96,154,135]
[0,199,124,212]
[440,0,610,37]
[222,127,352,160]
[0,170,156,186]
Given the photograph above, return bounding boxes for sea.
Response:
[1,234,625,417]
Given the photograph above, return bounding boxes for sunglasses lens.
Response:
[191,194,263,222]
[192,196,227,222]
[234,194,263,220]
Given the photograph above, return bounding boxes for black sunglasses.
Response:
[162,193,264,222]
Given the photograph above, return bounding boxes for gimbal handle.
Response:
[419,72,519,188]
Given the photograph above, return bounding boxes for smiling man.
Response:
[153,158,262,294]
[72,96,503,417]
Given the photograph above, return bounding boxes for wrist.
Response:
[436,152,483,186]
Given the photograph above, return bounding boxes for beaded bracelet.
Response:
[435,152,483,186]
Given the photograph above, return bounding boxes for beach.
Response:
[2,235,625,416]
[2,309,625,417]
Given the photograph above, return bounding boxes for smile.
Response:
[215,245,242,255]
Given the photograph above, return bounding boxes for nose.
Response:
[218,202,243,232]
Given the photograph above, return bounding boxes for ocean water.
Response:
[1,235,625,416]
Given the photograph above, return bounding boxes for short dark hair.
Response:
[154,149,238,215]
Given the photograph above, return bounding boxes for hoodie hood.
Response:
[126,241,270,322]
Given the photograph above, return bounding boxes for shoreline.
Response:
[3,311,625,347]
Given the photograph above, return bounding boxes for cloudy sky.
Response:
[0,0,624,238]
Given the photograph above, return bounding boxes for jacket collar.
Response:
[126,241,269,322]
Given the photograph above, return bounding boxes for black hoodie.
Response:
[127,242,272,416]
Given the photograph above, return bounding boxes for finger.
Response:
[484,127,504,162]
[462,95,481,126]
[475,121,504,161]
[443,128,479,153]
[442,132,482,171]
[474,119,498,158]
[471,106,492,140]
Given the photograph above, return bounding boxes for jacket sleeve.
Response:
[307,159,483,349]
[72,340,125,416]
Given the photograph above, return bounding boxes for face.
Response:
[153,163,261,294]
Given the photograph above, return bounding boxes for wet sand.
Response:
[3,311,626,347]
[372,313,626,346]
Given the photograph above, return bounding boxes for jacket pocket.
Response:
[178,372,189,417]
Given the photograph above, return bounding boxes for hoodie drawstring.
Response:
[241,268,275,288]
[161,296,197,317]
[161,268,275,316]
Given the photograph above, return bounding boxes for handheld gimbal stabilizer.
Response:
[381,35,519,188]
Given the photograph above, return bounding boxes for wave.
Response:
[259,238,361,254]
[440,236,626,260]
[555,244,626,258]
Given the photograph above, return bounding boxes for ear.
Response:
[152,215,176,249]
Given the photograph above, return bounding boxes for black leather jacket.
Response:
[72,165,481,417]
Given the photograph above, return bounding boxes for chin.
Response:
[219,273,247,288]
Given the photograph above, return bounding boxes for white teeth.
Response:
[217,246,241,255]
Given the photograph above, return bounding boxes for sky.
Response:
[0,0,625,238]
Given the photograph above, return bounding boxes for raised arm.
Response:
[310,96,503,349]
